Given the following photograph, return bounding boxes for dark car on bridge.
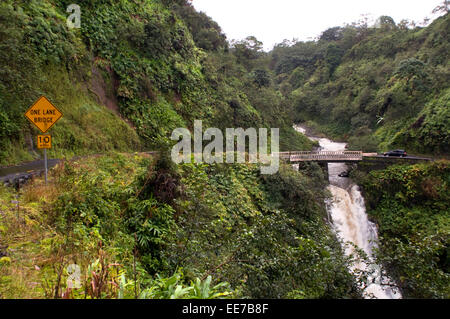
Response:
[338,171,350,177]
[383,149,407,157]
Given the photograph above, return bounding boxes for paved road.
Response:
[0,151,158,184]
[0,159,61,183]
[365,155,433,161]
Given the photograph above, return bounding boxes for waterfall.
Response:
[294,125,401,299]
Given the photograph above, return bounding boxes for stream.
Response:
[294,125,401,299]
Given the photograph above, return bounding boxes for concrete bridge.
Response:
[279,150,432,180]
[278,151,432,163]
[279,151,363,163]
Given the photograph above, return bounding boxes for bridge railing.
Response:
[277,151,363,162]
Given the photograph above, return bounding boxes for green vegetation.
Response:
[358,161,450,298]
[272,13,449,154]
[0,1,141,165]
[165,161,360,298]
[1,0,449,300]
[0,153,362,298]
[0,0,313,166]
[0,153,233,298]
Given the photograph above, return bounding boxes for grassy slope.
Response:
[0,153,151,298]
[0,2,141,166]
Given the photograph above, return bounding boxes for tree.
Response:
[325,43,344,75]
[231,36,264,68]
[375,16,396,30]
[232,36,263,53]
[394,58,428,82]
[397,19,410,30]
[272,41,321,75]
[320,27,344,42]
[432,1,450,14]
[251,69,271,88]
[173,3,227,51]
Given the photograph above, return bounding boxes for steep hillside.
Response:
[356,161,450,298]
[0,0,312,166]
[0,1,141,165]
[1,0,355,300]
[0,152,363,298]
[272,13,449,155]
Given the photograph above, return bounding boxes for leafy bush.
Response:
[163,162,361,298]
[140,271,234,299]
[361,161,450,298]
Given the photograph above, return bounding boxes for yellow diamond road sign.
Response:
[25,96,63,133]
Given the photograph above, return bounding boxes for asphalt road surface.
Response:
[0,159,60,183]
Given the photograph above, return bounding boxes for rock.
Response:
[2,172,36,188]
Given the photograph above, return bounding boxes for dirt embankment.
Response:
[88,59,135,129]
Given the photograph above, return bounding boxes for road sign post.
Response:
[44,148,48,184]
[37,134,51,184]
[25,96,63,185]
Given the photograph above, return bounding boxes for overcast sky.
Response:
[192,0,444,50]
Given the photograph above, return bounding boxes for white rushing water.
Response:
[294,125,401,299]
